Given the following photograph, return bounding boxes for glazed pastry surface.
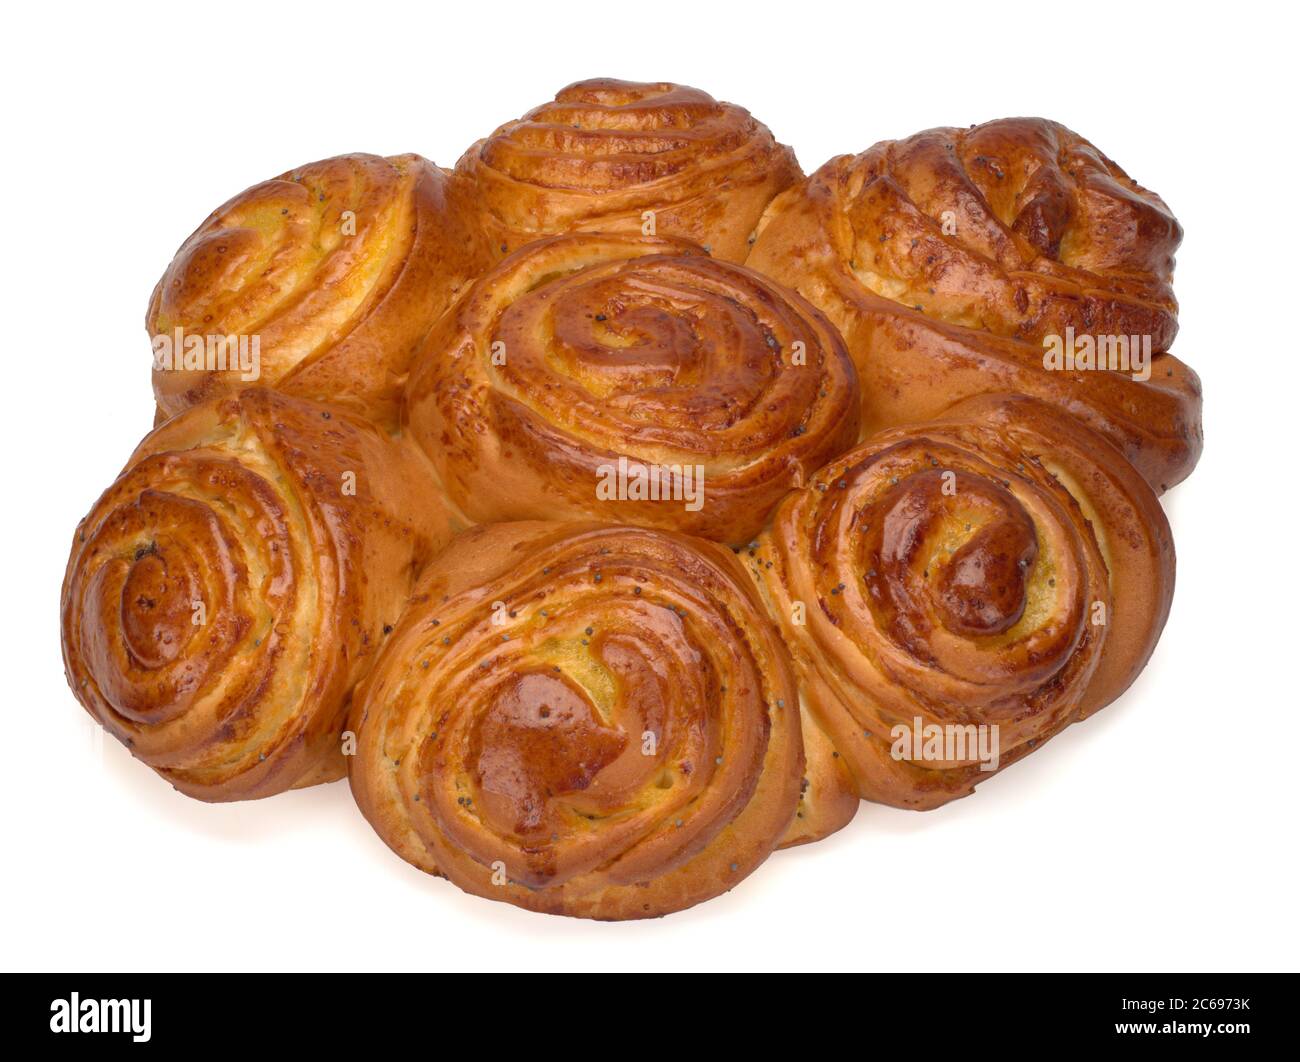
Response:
[747,394,1173,813]
[455,78,801,262]
[61,389,457,800]
[406,232,859,544]
[349,522,804,918]
[748,118,1202,491]
[149,153,489,428]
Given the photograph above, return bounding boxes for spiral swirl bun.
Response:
[349,522,803,919]
[149,153,489,427]
[746,394,1173,813]
[748,118,1202,491]
[406,232,859,544]
[454,79,802,262]
[61,389,457,801]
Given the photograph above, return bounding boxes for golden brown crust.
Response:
[939,394,1174,717]
[748,394,1174,810]
[747,119,1203,491]
[348,522,803,919]
[405,232,860,545]
[782,700,860,847]
[454,78,802,262]
[148,153,490,429]
[61,389,458,801]
[736,538,859,846]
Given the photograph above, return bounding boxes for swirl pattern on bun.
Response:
[61,389,457,800]
[349,522,804,919]
[149,153,489,428]
[745,394,1174,813]
[406,232,859,544]
[748,118,1202,491]
[455,79,802,262]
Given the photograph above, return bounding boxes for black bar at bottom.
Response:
[0,972,1289,1048]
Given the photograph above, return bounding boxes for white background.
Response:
[2,0,1295,973]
